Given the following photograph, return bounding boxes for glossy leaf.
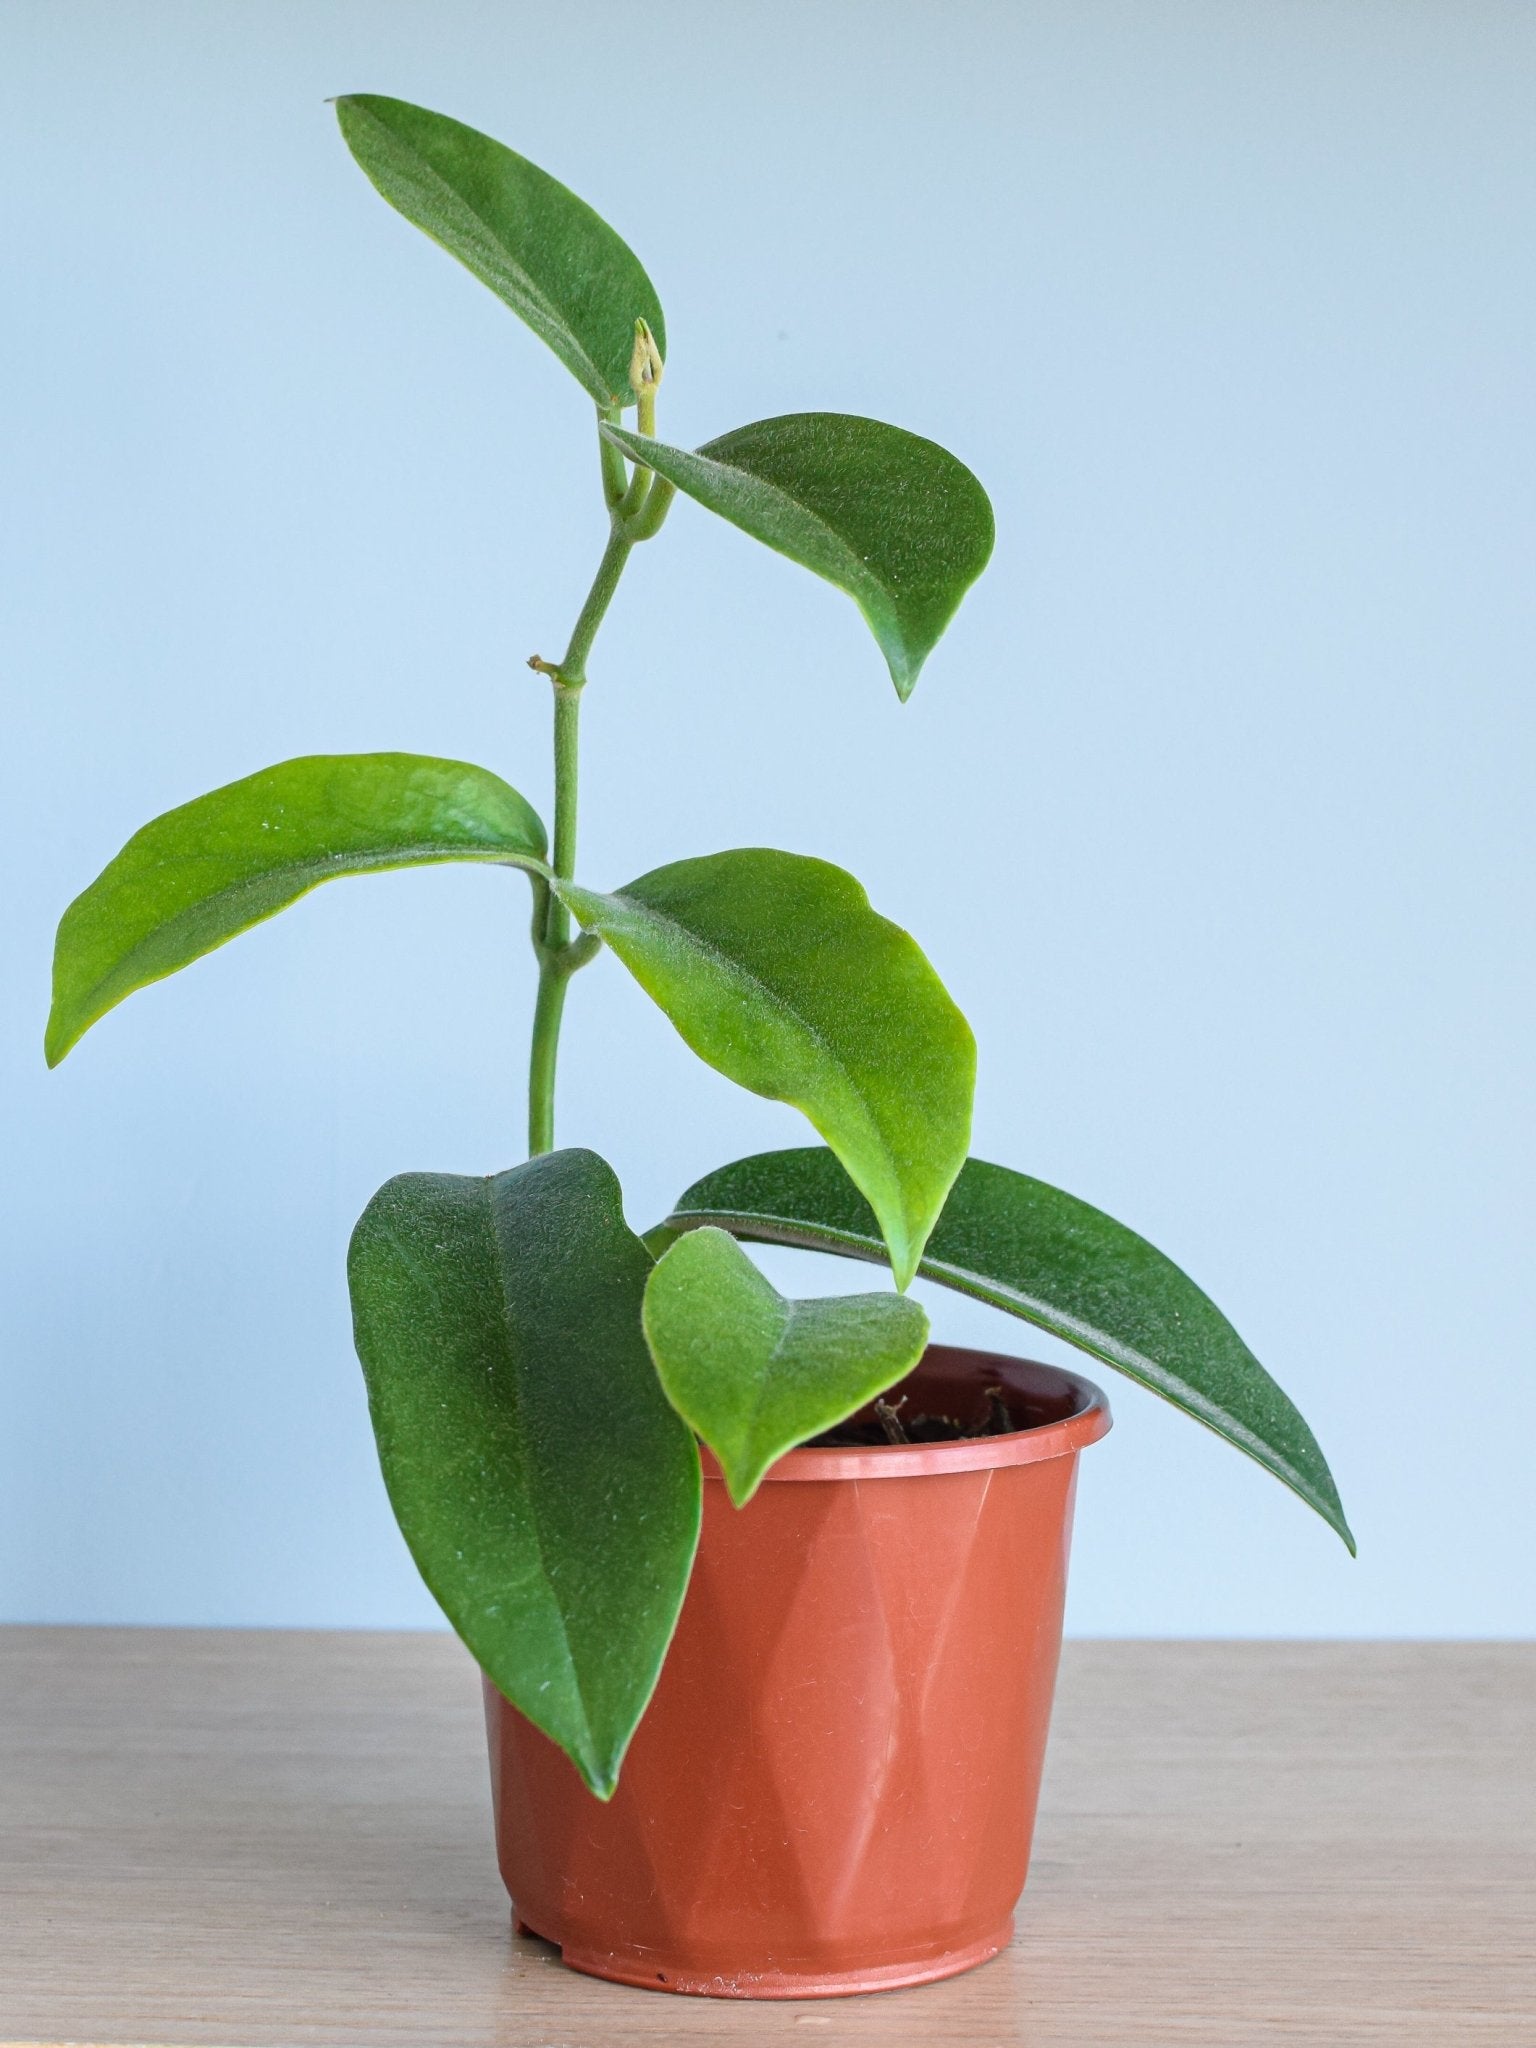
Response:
[663,1147,1355,1551]
[557,851,974,1289]
[47,754,547,1065]
[335,94,665,408]
[603,413,993,696]
[643,1226,929,1505]
[348,1149,702,1797]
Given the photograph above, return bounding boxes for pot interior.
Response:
[832,1343,1100,1444]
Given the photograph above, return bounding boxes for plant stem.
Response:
[526,516,634,1156]
[539,680,584,956]
[597,403,628,510]
[526,949,568,1157]
[563,525,632,687]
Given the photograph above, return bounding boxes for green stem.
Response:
[616,462,651,524]
[526,955,568,1157]
[598,403,628,509]
[625,476,675,543]
[562,525,633,688]
[540,683,583,955]
[526,511,635,1157]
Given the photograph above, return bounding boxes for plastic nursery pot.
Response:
[483,1343,1110,2000]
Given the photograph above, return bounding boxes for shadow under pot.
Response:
[483,1343,1111,1999]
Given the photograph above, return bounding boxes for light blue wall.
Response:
[3,2,1531,1636]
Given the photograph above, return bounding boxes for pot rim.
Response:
[700,1343,1112,1485]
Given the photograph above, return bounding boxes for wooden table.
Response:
[1,1631,1530,2046]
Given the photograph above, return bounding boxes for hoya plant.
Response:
[48,96,1351,1800]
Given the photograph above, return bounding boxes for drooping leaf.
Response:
[348,1149,701,1798]
[557,851,974,1289]
[47,753,547,1065]
[603,413,993,696]
[643,1226,929,1505]
[335,94,665,408]
[662,1147,1355,1551]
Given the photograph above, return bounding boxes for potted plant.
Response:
[45,95,1352,2000]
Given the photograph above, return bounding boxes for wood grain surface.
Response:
[0,1629,1530,2045]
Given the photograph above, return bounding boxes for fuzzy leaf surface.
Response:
[558,851,974,1289]
[643,1226,929,1504]
[47,753,547,1064]
[348,1149,701,1797]
[336,93,665,407]
[603,413,993,696]
[664,1147,1354,1550]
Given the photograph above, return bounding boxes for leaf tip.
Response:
[887,1236,921,1293]
[723,1459,766,1509]
[43,1008,76,1069]
[581,1758,622,1802]
[886,648,922,702]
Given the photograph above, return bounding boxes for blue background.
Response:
[3,2,1531,1635]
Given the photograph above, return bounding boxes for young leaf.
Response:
[335,94,665,409]
[556,850,975,1289]
[47,754,547,1065]
[603,413,994,697]
[348,1149,702,1798]
[643,1226,928,1505]
[663,1147,1355,1552]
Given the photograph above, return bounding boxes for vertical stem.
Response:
[525,518,633,1157]
[541,684,582,954]
[527,687,582,1157]
[526,960,567,1156]
[598,403,628,509]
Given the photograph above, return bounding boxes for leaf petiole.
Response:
[624,475,674,543]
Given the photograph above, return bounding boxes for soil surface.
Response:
[809,1385,1015,1448]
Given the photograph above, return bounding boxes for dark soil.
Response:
[808,1385,1015,1449]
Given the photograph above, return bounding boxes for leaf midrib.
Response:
[610,430,902,649]
[72,840,549,1002]
[571,881,889,1147]
[350,101,608,399]
[736,1288,800,1481]
[479,1187,597,1769]
[665,1202,1341,1525]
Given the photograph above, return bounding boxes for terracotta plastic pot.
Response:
[483,1343,1110,1999]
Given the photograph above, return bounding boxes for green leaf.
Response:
[664,1147,1355,1552]
[348,1149,701,1798]
[643,1226,929,1505]
[603,413,993,697]
[557,850,975,1289]
[335,94,665,409]
[46,753,547,1065]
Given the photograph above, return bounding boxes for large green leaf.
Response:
[557,851,975,1289]
[603,413,993,697]
[335,94,665,408]
[348,1149,701,1797]
[46,753,547,1065]
[643,1226,929,1505]
[661,1147,1355,1551]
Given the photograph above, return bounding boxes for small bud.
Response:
[628,317,663,403]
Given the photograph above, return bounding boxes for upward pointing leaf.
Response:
[335,94,665,408]
[348,1150,702,1798]
[603,413,994,697]
[557,849,975,1289]
[47,753,547,1064]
